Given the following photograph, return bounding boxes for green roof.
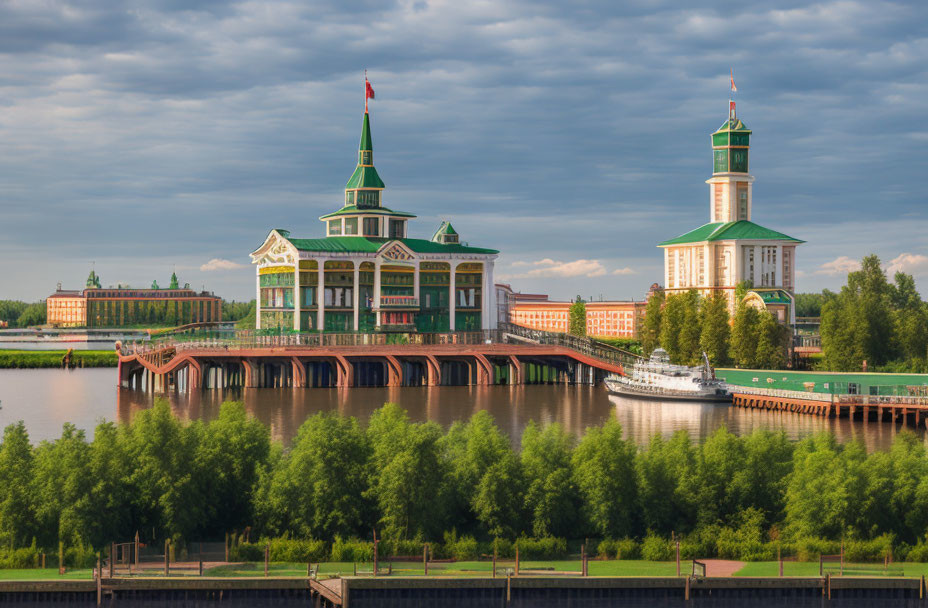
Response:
[658,221,804,246]
[431,221,458,241]
[750,289,792,305]
[319,205,416,220]
[714,118,751,133]
[283,235,498,255]
[345,165,385,189]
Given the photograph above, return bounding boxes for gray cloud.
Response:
[0,0,925,302]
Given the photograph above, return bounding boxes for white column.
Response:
[704,244,713,289]
[449,263,456,331]
[316,258,325,332]
[487,260,497,330]
[255,270,262,330]
[353,262,360,331]
[293,263,301,331]
[374,258,382,328]
[753,245,761,287]
[775,244,783,287]
[732,245,742,288]
[663,248,669,287]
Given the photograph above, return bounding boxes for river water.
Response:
[0,368,919,450]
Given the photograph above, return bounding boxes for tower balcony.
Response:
[377,295,419,310]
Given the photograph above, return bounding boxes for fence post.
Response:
[96,554,102,606]
[224,532,229,562]
[164,539,169,576]
[135,531,140,567]
[109,543,115,578]
[778,546,783,577]
[515,546,520,577]
[424,544,429,577]
[264,543,269,577]
[676,541,681,577]
[59,541,64,575]
[840,540,844,576]
[819,554,823,577]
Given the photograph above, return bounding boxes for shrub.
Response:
[492,538,515,559]
[330,537,374,562]
[230,542,264,562]
[0,546,41,569]
[844,535,893,562]
[442,531,479,561]
[65,540,98,568]
[268,537,326,563]
[515,537,568,560]
[641,534,674,561]
[794,537,841,562]
[598,538,639,560]
[679,527,720,560]
[905,542,928,563]
[381,537,425,558]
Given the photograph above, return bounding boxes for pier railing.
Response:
[118,323,642,369]
[729,385,835,403]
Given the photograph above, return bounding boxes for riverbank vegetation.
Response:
[0,301,46,328]
[4,402,928,567]
[638,286,789,369]
[0,350,117,368]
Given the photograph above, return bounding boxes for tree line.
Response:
[816,255,928,372]
[636,286,789,369]
[4,402,928,563]
[0,301,45,328]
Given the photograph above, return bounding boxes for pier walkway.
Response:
[117,324,641,393]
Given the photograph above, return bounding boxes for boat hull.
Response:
[604,378,732,403]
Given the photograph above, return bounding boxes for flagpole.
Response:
[364,69,368,114]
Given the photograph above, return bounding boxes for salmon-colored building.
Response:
[509,294,647,338]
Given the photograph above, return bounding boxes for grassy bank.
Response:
[0,349,117,369]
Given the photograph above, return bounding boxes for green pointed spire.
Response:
[169,272,179,289]
[359,112,373,154]
[345,110,385,205]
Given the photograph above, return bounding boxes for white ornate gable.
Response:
[250,231,296,266]
[378,241,416,262]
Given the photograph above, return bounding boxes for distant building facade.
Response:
[657,99,803,323]
[509,293,647,338]
[250,102,499,333]
[47,271,221,328]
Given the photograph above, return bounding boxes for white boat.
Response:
[604,348,732,402]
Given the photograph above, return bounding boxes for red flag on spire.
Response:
[364,77,375,113]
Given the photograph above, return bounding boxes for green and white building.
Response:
[250,107,499,332]
[657,101,804,323]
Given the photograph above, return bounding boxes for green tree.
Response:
[659,293,685,363]
[572,419,637,538]
[636,431,699,534]
[699,291,731,366]
[729,302,760,368]
[16,302,46,327]
[568,296,587,337]
[264,412,371,539]
[0,422,39,547]
[194,402,270,537]
[365,404,446,539]
[33,424,93,548]
[520,422,580,538]
[638,289,664,355]
[440,411,521,536]
[821,255,895,370]
[754,310,789,369]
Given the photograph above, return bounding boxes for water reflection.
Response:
[0,368,918,451]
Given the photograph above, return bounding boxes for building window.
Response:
[361,151,372,165]
[328,220,342,235]
[344,217,358,235]
[324,287,353,307]
[389,219,404,239]
[345,191,355,205]
[357,190,380,208]
[714,185,724,220]
[783,248,792,289]
[667,253,675,287]
[363,217,380,236]
[737,185,748,220]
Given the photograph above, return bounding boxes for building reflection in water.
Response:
[114,384,916,452]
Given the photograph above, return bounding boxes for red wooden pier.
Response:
[117,325,639,393]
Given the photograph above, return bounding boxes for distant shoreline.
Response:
[0,349,117,369]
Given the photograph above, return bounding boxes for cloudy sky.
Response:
[1,0,926,303]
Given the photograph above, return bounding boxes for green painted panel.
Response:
[712,132,729,147]
[731,149,749,173]
[713,149,728,173]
